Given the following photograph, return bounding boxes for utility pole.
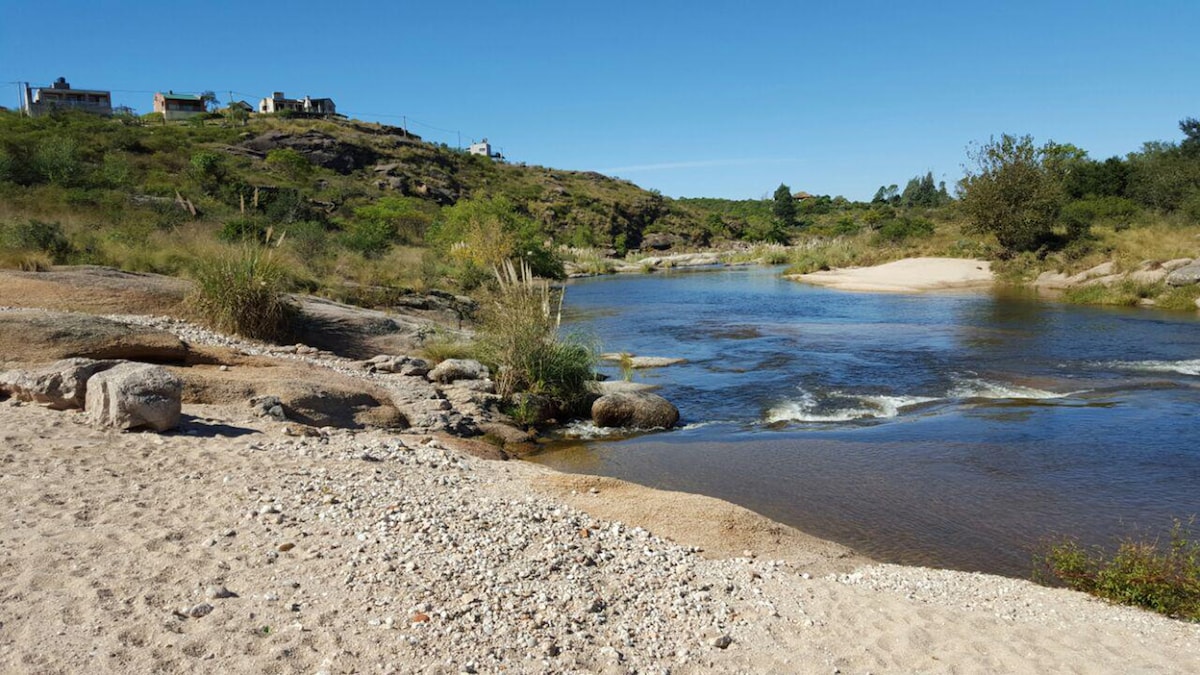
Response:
[402,115,407,138]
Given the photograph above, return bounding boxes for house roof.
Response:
[158,92,203,101]
[36,87,110,96]
[792,191,815,200]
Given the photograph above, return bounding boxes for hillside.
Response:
[0,111,729,297]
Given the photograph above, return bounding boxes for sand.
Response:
[791,257,994,293]
[1,399,1197,674]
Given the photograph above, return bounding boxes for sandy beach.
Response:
[2,398,1198,674]
[791,257,994,293]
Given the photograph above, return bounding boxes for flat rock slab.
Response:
[0,310,189,364]
[791,257,993,293]
[600,354,687,368]
[0,266,189,315]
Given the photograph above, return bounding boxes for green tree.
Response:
[772,183,796,228]
[428,195,563,282]
[959,134,1065,255]
[1180,117,1200,158]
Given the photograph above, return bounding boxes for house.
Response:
[225,100,253,113]
[792,191,815,201]
[257,91,336,116]
[153,91,207,120]
[21,77,112,117]
[468,138,503,160]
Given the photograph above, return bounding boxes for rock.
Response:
[592,392,680,429]
[0,358,118,410]
[1166,262,1200,287]
[187,603,214,618]
[249,395,288,421]
[85,362,183,432]
[0,310,189,364]
[451,378,496,394]
[710,634,733,649]
[600,354,687,368]
[588,380,661,395]
[427,359,490,384]
[242,130,379,174]
[205,585,237,599]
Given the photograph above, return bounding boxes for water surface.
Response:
[532,266,1200,577]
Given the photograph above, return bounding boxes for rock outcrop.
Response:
[1166,262,1200,287]
[0,357,117,410]
[85,362,183,432]
[0,310,189,364]
[592,392,680,429]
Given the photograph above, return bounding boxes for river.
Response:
[530,265,1200,577]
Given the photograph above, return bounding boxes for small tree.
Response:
[959,134,1064,255]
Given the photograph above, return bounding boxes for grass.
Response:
[1035,519,1200,621]
[187,236,297,341]
[473,260,596,421]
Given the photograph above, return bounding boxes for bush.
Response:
[0,219,74,262]
[1035,519,1200,620]
[473,260,595,419]
[188,243,297,341]
[218,216,268,243]
[959,134,1064,255]
[874,216,935,243]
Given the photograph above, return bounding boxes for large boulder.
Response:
[591,392,680,429]
[86,362,183,432]
[0,358,117,409]
[1166,262,1200,287]
[0,310,189,364]
[428,359,490,384]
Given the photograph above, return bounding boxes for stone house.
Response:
[22,77,112,117]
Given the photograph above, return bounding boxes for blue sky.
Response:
[3,1,1197,201]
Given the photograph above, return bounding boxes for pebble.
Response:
[206,585,236,599]
[187,603,214,619]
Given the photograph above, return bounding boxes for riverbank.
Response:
[2,401,1199,674]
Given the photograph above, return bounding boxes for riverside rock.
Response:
[0,358,117,410]
[428,359,490,384]
[592,392,680,429]
[85,362,183,432]
[1165,262,1200,287]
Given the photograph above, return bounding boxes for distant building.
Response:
[792,191,815,201]
[225,100,253,113]
[469,138,503,160]
[153,91,207,120]
[257,91,336,116]
[22,77,112,117]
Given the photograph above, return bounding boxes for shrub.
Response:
[959,134,1064,255]
[874,216,935,244]
[218,216,268,243]
[188,242,297,341]
[1035,519,1200,620]
[0,219,74,262]
[473,260,595,419]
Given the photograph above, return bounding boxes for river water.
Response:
[530,265,1200,577]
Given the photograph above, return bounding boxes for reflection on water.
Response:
[533,267,1200,578]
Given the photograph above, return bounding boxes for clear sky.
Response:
[3,1,1197,201]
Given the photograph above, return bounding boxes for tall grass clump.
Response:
[1035,519,1200,621]
[188,236,297,341]
[474,260,595,421]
